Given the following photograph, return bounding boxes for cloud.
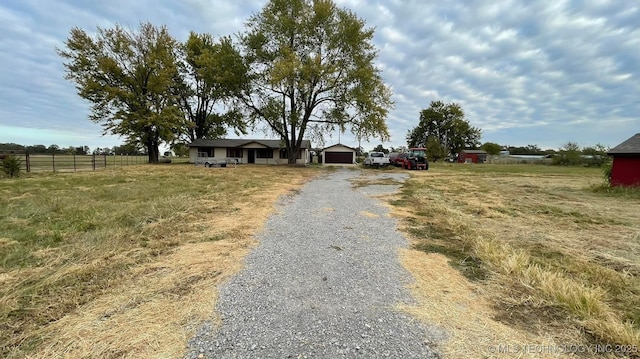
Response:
[0,0,638,151]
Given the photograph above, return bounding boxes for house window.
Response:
[198,147,214,156]
[227,148,243,158]
[256,149,274,158]
[280,149,302,159]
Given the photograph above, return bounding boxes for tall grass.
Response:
[393,163,640,353]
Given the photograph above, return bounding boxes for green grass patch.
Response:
[591,183,640,200]
[430,162,603,176]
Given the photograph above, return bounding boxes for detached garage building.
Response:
[608,133,640,187]
[322,144,356,165]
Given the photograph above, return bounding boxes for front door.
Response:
[248,149,255,164]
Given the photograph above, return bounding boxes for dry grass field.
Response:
[0,164,320,358]
[389,163,640,358]
[3,161,638,358]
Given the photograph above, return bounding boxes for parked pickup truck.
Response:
[363,152,390,167]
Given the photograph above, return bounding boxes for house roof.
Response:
[189,138,311,149]
[608,133,640,155]
[322,143,357,151]
[460,150,487,154]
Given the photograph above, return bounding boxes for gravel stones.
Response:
[186,169,442,358]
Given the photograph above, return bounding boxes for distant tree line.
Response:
[0,143,91,155]
[481,141,609,166]
[0,142,151,156]
[371,98,613,167]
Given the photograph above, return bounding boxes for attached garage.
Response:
[322,144,356,164]
[608,133,640,187]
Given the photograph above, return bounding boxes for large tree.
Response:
[239,0,392,163]
[176,33,248,141]
[406,101,481,156]
[480,142,502,155]
[425,137,447,161]
[58,22,183,163]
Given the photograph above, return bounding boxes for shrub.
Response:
[602,161,612,185]
[1,154,22,178]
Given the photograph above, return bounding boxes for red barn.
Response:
[608,133,640,186]
[458,150,487,164]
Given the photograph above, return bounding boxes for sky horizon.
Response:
[1,0,638,152]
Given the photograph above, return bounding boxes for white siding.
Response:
[324,144,354,152]
[189,146,309,165]
[189,147,198,163]
[322,145,356,164]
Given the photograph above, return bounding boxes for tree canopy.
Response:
[238,0,392,163]
[58,22,184,163]
[406,101,481,158]
[176,33,248,142]
[372,144,389,154]
[480,142,502,155]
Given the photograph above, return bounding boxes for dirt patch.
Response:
[33,240,252,358]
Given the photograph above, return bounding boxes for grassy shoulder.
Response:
[389,163,640,358]
[0,164,321,358]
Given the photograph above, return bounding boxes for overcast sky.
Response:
[1,0,638,151]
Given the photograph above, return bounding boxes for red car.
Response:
[388,152,408,167]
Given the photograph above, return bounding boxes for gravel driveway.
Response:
[186,169,443,358]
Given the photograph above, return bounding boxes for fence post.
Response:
[52,153,56,172]
[73,153,77,172]
[26,152,30,172]
[92,154,96,170]
[104,155,107,169]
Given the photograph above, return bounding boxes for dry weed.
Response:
[388,164,640,358]
[1,164,320,358]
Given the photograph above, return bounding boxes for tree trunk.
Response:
[145,132,160,163]
[195,110,206,139]
[148,144,159,163]
[288,146,298,164]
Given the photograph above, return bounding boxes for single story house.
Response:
[189,138,311,165]
[458,149,488,164]
[607,133,640,186]
[321,144,357,164]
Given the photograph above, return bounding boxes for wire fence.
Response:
[0,152,148,173]
[486,156,554,165]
